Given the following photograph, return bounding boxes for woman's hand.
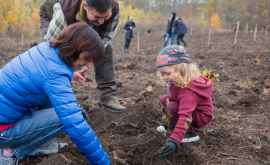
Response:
[73,64,91,85]
[73,71,86,84]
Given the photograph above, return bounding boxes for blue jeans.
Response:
[164,33,173,47]
[0,108,63,160]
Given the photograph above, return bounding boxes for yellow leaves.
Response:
[202,68,219,82]
[118,0,160,25]
[119,1,144,22]
[31,8,40,23]
[0,16,8,33]
[119,1,145,23]
[6,8,19,26]
[210,13,222,29]
[0,0,40,34]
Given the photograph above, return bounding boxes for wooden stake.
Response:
[207,27,212,46]
[253,24,258,41]
[246,23,249,33]
[233,21,240,45]
[137,31,140,52]
[265,25,268,41]
[20,32,24,48]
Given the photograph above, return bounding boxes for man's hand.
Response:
[159,138,177,159]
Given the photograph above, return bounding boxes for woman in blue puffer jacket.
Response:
[0,22,110,165]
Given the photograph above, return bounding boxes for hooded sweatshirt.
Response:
[160,76,214,143]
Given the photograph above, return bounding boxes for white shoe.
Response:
[181,131,200,143]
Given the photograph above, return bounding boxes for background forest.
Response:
[0,0,269,37]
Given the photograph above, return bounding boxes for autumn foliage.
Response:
[118,0,161,25]
[0,0,40,36]
[210,13,222,29]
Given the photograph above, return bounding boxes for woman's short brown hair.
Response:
[50,22,104,66]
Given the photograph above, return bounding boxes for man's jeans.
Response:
[0,108,63,160]
[94,44,117,100]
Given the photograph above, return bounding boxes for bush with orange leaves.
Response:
[0,0,40,37]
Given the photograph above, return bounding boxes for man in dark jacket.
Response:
[40,0,127,112]
[172,17,188,46]
[123,16,136,54]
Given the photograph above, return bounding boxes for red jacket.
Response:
[160,76,214,143]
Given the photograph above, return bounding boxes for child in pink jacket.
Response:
[156,45,214,158]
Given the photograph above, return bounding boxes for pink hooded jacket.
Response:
[160,76,214,143]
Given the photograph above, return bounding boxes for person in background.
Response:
[156,45,214,158]
[123,16,136,54]
[172,17,188,46]
[40,0,127,112]
[164,12,176,47]
[0,23,110,165]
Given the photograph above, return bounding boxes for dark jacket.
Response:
[0,42,110,165]
[172,18,188,35]
[165,14,176,35]
[160,76,214,143]
[124,20,136,38]
[40,0,119,40]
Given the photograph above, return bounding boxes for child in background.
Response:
[123,16,136,54]
[156,45,214,158]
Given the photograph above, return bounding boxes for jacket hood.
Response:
[187,76,213,98]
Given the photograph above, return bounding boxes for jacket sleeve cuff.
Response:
[159,95,169,107]
[169,133,184,144]
[168,137,180,144]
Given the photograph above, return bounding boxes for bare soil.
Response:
[0,27,269,165]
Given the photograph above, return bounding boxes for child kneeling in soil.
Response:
[0,23,110,165]
[156,45,214,158]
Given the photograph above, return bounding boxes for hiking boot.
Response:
[100,96,127,112]
[181,130,200,143]
[0,149,18,165]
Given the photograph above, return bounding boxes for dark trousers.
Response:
[94,44,117,100]
[176,34,186,46]
[124,37,132,50]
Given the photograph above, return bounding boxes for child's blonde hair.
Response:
[170,62,201,88]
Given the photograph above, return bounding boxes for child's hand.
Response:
[165,98,170,107]
[159,95,169,107]
[159,138,177,159]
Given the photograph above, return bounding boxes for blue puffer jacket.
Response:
[0,42,110,165]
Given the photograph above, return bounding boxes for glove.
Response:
[159,138,177,159]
